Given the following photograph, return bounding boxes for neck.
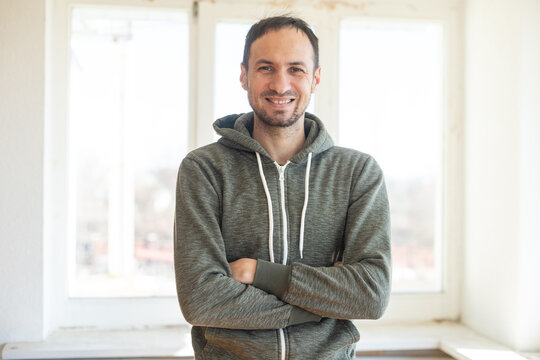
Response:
[252,116,306,165]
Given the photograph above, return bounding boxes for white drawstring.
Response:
[256,152,312,261]
[256,152,275,263]
[299,152,312,258]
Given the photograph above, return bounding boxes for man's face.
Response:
[240,27,321,128]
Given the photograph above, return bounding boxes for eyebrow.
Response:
[254,59,308,68]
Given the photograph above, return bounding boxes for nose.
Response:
[269,69,292,95]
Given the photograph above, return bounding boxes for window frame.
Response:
[46,0,463,330]
[331,2,463,323]
[47,0,194,330]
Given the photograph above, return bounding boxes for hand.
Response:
[229,258,257,284]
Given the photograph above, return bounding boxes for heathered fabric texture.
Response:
[174,112,391,359]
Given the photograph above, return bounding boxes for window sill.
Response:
[2,322,538,360]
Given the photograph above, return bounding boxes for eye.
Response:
[258,66,272,72]
[290,67,305,74]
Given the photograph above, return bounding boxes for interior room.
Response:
[1,0,539,359]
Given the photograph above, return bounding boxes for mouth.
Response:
[266,98,295,105]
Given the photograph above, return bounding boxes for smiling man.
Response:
[175,16,391,360]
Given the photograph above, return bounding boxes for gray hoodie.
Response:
[174,112,391,359]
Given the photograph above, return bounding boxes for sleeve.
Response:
[174,156,321,330]
[252,156,392,320]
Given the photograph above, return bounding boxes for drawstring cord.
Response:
[299,152,312,258]
[255,152,275,263]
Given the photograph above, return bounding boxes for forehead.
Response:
[248,27,315,66]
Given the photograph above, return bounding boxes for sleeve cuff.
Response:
[288,306,322,326]
[252,259,291,298]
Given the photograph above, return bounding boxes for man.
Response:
[174,16,391,360]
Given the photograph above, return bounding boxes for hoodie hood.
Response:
[213,112,334,164]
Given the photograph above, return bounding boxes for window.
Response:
[48,0,192,329]
[68,7,189,297]
[214,22,252,119]
[339,19,444,292]
[48,0,462,329]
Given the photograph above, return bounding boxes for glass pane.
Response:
[69,7,189,297]
[214,22,252,119]
[214,22,315,122]
[339,19,444,292]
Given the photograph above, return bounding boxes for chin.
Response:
[255,107,304,127]
[261,114,301,128]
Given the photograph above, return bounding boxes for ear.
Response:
[311,66,321,94]
[240,63,248,90]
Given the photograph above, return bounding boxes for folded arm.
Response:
[250,156,392,320]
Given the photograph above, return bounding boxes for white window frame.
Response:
[46,0,463,332]
[46,0,194,331]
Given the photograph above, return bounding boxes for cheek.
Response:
[298,76,314,90]
[299,80,314,96]
[248,78,265,93]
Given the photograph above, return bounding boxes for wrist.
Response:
[252,260,291,298]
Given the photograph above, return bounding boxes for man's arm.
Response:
[229,259,343,285]
[241,156,392,320]
[174,156,320,330]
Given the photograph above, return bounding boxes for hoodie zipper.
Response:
[274,161,290,265]
[274,161,289,360]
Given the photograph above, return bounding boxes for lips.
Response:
[267,98,294,104]
[262,90,298,106]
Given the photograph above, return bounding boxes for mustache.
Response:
[261,90,298,97]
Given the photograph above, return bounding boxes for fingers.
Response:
[229,258,257,284]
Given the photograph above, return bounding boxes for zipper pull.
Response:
[275,161,290,181]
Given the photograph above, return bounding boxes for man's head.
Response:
[242,16,319,72]
[240,16,321,129]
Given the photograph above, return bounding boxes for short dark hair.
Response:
[242,16,319,71]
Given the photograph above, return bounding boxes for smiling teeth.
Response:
[269,99,292,104]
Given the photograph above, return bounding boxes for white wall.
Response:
[463,0,540,351]
[517,0,540,350]
[0,0,47,343]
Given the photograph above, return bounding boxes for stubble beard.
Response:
[248,90,311,129]
[255,107,303,128]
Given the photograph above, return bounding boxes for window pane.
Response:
[69,7,189,297]
[339,19,444,292]
[214,22,252,119]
